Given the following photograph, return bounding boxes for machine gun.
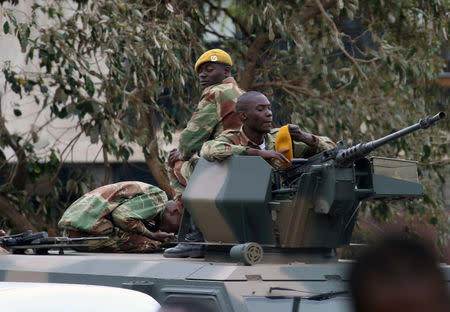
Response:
[281,112,446,185]
[0,230,108,255]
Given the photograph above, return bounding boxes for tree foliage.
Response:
[0,0,448,245]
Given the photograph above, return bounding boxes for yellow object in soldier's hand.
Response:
[275,125,293,168]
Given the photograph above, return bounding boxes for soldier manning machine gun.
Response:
[0,230,108,254]
[181,112,446,264]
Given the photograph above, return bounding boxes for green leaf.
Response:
[3,21,9,34]
[24,81,34,92]
[421,144,430,161]
[268,24,275,41]
[85,76,94,97]
[48,7,56,18]
[89,126,99,144]
[58,107,68,118]
[11,83,21,95]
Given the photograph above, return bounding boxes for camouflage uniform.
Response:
[58,181,167,253]
[200,127,336,168]
[169,77,244,198]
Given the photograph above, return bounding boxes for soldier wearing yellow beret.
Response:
[194,49,233,74]
[165,49,244,258]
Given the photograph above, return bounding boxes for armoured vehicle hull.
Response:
[0,252,448,312]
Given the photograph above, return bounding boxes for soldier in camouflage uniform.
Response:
[164,49,243,258]
[168,49,244,202]
[200,91,336,166]
[58,181,181,253]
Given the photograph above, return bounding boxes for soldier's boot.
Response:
[163,221,205,258]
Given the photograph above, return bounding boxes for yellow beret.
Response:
[194,49,232,73]
[275,125,293,168]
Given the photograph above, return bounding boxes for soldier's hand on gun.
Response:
[168,149,181,167]
[288,124,315,146]
[250,149,291,165]
[0,230,5,237]
[152,230,175,242]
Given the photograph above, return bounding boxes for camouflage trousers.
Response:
[168,156,198,203]
[64,228,161,253]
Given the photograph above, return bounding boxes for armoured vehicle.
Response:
[0,112,448,312]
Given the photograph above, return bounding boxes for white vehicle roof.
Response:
[0,282,160,312]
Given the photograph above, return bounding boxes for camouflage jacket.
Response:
[179,77,244,160]
[200,127,336,167]
[58,182,167,238]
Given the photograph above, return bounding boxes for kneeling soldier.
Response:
[58,181,181,253]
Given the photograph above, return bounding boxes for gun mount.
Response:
[181,112,446,261]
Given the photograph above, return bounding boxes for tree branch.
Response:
[314,0,374,80]
[241,1,340,90]
[0,102,27,190]
[102,146,111,185]
[204,0,250,37]
[252,80,319,97]
[142,109,174,198]
[0,196,37,232]
[299,0,338,24]
[130,95,174,197]
[241,33,270,90]
[252,79,352,103]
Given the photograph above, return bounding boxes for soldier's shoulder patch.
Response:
[210,82,233,93]
[269,128,280,135]
[267,128,279,143]
[221,129,240,136]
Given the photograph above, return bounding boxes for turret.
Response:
[181,113,445,264]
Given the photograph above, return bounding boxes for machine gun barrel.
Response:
[281,112,446,184]
[336,112,446,165]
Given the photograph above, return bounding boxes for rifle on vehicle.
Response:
[280,112,446,185]
[0,230,108,254]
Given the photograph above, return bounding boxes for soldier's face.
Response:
[198,63,230,88]
[241,95,273,133]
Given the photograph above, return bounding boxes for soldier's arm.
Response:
[288,124,335,157]
[200,136,248,161]
[111,207,155,238]
[110,191,167,239]
[179,92,220,160]
[292,135,336,158]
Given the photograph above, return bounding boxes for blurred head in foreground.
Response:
[159,298,216,312]
[349,236,449,312]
